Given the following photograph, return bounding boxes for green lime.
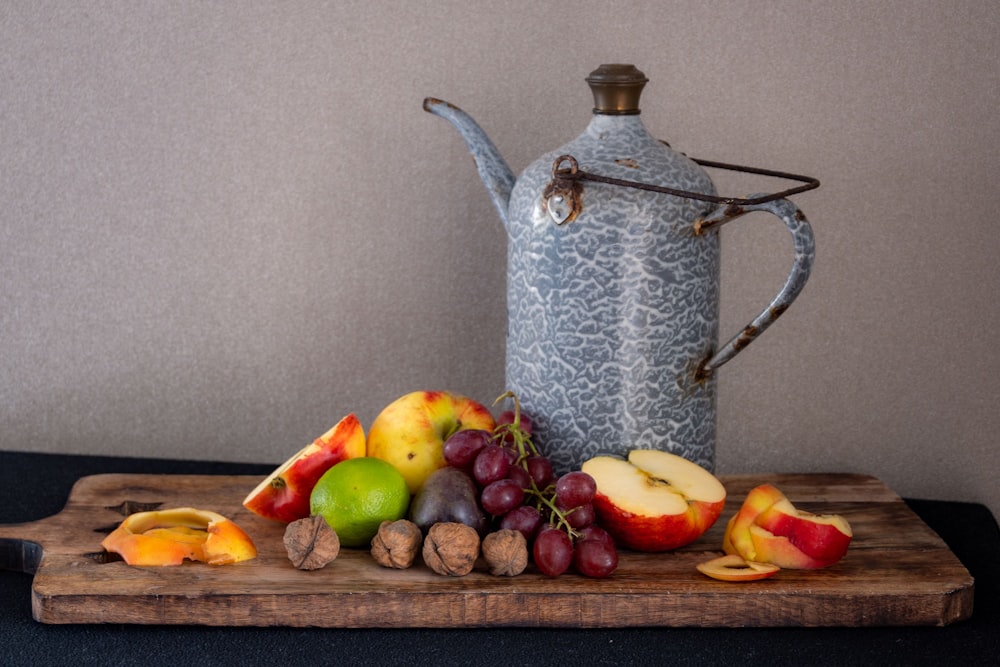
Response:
[309,457,410,547]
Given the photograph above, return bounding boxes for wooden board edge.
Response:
[32,583,975,628]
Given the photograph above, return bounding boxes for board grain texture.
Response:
[0,473,974,628]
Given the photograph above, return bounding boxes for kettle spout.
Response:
[424,98,516,228]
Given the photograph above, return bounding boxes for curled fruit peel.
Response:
[696,554,780,582]
[101,507,257,566]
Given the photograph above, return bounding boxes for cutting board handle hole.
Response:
[84,551,123,564]
[105,500,163,516]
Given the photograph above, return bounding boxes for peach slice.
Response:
[102,507,257,566]
[696,554,780,582]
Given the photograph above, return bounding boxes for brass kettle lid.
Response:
[586,64,648,115]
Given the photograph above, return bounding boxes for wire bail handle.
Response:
[547,150,819,209]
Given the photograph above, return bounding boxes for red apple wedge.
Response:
[582,449,727,552]
[696,554,780,582]
[243,413,366,522]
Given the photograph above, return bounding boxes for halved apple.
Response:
[243,413,366,522]
[723,484,853,569]
[581,449,727,552]
[696,554,780,582]
[102,507,257,566]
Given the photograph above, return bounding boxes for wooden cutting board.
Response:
[0,472,974,628]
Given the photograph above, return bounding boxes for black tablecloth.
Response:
[1,450,997,666]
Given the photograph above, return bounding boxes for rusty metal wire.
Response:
[551,152,820,206]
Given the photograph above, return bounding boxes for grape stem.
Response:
[493,390,580,540]
[492,391,539,459]
[525,485,580,537]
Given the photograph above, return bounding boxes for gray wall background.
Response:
[3,2,998,521]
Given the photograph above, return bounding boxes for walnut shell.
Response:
[371,519,422,569]
[283,515,340,570]
[422,522,480,576]
[482,529,528,576]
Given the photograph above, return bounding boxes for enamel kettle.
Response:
[424,64,816,473]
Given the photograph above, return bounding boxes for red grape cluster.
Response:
[442,393,618,578]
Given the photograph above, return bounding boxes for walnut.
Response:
[283,515,340,570]
[422,522,480,576]
[371,519,422,569]
[481,529,528,576]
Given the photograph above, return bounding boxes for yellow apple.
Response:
[366,390,495,494]
[581,449,727,552]
[243,413,366,522]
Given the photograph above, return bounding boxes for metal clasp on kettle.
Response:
[542,156,584,225]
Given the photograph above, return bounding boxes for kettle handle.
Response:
[695,197,815,378]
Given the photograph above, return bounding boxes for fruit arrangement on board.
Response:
[100,389,853,581]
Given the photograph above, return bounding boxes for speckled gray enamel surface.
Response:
[504,115,721,473]
[427,102,814,474]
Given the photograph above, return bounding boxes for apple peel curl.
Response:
[723,483,853,569]
[696,554,780,582]
[102,507,257,566]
